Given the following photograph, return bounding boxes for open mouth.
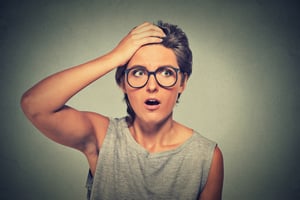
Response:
[145,99,160,106]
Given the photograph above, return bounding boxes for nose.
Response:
[146,73,158,92]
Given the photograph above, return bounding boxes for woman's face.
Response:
[122,44,187,124]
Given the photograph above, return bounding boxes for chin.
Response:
[137,112,173,125]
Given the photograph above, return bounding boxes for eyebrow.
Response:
[127,65,179,70]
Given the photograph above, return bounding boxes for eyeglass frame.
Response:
[124,66,182,89]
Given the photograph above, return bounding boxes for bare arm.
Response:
[199,146,224,200]
[20,22,166,152]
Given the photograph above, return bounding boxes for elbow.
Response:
[20,91,39,119]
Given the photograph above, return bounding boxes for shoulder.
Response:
[175,121,216,148]
[85,115,128,146]
[193,131,216,145]
[175,122,217,158]
[191,131,217,156]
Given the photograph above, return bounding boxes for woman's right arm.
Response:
[20,22,166,152]
[20,53,119,150]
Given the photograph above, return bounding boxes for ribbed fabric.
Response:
[86,117,216,200]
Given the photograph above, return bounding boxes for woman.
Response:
[21,21,223,200]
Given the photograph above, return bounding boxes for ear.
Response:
[179,73,188,93]
[118,79,127,93]
[120,85,126,93]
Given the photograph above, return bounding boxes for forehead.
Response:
[127,44,178,69]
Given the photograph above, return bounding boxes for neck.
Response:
[130,114,176,152]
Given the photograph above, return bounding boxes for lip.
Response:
[144,98,161,111]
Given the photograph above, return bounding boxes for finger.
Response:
[136,25,164,36]
[135,36,163,46]
[130,22,150,33]
[133,22,153,30]
[131,29,165,41]
[130,24,166,41]
[135,21,152,29]
[132,22,165,37]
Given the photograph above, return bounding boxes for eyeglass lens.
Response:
[126,66,179,88]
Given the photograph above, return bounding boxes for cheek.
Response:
[171,94,180,105]
[163,91,180,107]
[126,91,142,109]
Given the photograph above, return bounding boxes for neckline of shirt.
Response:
[119,117,197,159]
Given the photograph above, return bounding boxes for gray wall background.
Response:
[1,0,299,199]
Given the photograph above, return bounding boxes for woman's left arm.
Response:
[199,146,224,200]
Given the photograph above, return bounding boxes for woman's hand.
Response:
[109,22,166,66]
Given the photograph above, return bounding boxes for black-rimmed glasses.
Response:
[124,66,181,88]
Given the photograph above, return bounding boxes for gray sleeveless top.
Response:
[86,117,216,200]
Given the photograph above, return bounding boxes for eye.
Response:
[159,67,175,77]
[131,67,147,77]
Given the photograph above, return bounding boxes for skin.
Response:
[21,22,223,200]
[123,44,191,153]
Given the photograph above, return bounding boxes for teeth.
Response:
[146,100,159,105]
